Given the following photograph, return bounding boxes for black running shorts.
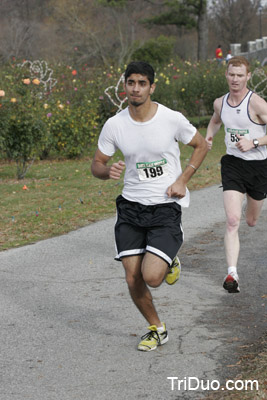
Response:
[114,195,184,266]
[221,154,267,200]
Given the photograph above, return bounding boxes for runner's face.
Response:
[124,74,155,107]
[226,64,251,93]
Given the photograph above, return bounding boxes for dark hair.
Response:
[124,61,155,85]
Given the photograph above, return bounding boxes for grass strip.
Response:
[0,128,223,250]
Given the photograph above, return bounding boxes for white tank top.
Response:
[221,90,267,160]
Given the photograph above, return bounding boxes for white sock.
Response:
[157,325,165,333]
[228,266,237,276]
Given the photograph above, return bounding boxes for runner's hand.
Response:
[236,134,253,152]
[205,136,213,150]
[109,160,125,180]
[167,181,186,199]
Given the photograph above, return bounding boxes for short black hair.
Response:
[124,61,155,85]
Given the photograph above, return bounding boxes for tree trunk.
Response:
[197,1,208,60]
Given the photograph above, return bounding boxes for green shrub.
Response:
[0,67,47,178]
[0,58,265,179]
[0,62,102,168]
[132,36,176,66]
[152,59,229,117]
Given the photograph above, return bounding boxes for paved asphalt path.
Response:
[1,185,266,400]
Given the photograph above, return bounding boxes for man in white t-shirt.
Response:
[91,61,208,351]
[206,56,267,294]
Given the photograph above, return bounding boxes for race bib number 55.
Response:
[227,128,250,148]
[136,158,168,181]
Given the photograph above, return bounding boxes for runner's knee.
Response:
[144,275,162,288]
[142,269,166,288]
[246,216,257,227]
[125,271,143,290]
[226,214,241,231]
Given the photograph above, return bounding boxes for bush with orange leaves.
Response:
[0,65,47,179]
[0,61,101,176]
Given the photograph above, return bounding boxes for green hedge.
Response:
[0,58,265,173]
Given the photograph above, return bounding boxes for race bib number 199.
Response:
[136,158,168,181]
[227,128,250,148]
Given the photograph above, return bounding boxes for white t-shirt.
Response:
[98,103,197,207]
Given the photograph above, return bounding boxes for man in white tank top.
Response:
[92,61,208,351]
[206,56,267,294]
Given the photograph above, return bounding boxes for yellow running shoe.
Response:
[165,255,181,285]
[137,323,168,352]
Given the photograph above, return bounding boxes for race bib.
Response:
[226,128,250,148]
[136,158,168,181]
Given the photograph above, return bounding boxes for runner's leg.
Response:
[245,194,264,227]
[122,254,166,327]
[223,190,244,267]
[141,252,169,288]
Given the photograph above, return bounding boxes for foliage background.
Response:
[0,0,266,66]
[1,58,266,169]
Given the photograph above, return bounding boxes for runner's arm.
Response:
[251,93,267,125]
[91,149,125,180]
[236,95,267,151]
[167,130,208,198]
[205,98,223,150]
